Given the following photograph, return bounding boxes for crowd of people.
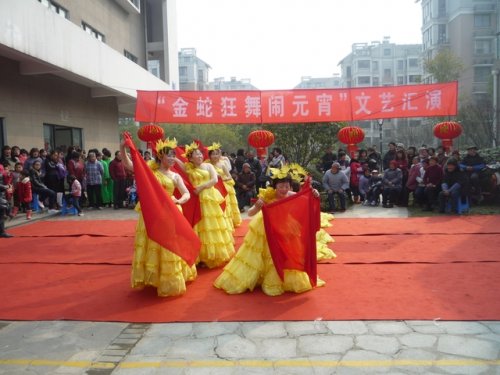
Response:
[320,142,487,214]
[0,144,137,237]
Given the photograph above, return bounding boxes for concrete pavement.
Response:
[1,205,499,374]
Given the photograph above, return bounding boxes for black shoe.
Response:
[0,232,13,238]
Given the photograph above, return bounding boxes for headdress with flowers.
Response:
[206,142,221,152]
[268,163,308,184]
[155,138,177,156]
[183,141,200,159]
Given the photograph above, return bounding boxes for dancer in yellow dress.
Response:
[214,165,325,296]
[175,142,235,268]
[120,138,197,297]
[207,143,242,228]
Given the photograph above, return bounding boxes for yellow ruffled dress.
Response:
[212,164,242,229]
[317,212,337,261]
[214,187,325,296]
[186,163,235,268]
[131,162,197,297]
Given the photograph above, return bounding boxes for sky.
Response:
[176,0,423,90]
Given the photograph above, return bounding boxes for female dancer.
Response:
[214,165,325,296]
[175,142,234,268]
[120,138,196,297]
[207,143,241,228]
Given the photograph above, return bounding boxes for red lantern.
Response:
[433,121,462,152]
[137,123,165,152]
[248,130,275,159]
[337,126,365,157]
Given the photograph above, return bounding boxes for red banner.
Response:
[135,82,457,124]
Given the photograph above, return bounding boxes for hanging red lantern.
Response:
[248,130,275,159]
[433,121,462,152]
[137,123,165,152]
[337,126,365,157]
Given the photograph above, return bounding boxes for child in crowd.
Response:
[17,170,33,219]
[68,175,83,216]
[10,162,23,217]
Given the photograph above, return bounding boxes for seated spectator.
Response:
[439,158,468,214]
[422,156,444,211]
[359,168,371,205]
[349,156,363,204]
[321,147,337,172]
[414,159,429,207]
[406,156,421,205]
[394,149,409,206]
[459,146,485,203]
[236,163,256,212]
[382,160,402,208]
[29,160,58,213]
[367,169,383,206]
[322,162,348,213]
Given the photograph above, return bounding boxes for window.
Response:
[397,60,405,71]
[408,75,421,83]
[384,48,391,56]
[179,66,187,77]
[474,14,490,28]
[346,66,352,78]
[437,0,446,17]
[474,67,491,82]
[357,76,371,85]
[357,60,370,70]
[475,39,493,55]
[148,60,160,78]
[384,68,392,78]
[43,124,82,152]
[372,61,379,72]
[372,77,379,86]
[397,76,405,85]
[124,50,138,64]
[39,0,68,19]
[438,24,447,44]
[82,22,105,42]
[197,69,205,82]
[408,58,419,68]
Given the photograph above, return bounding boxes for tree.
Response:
[457,97,495,149]
[424,49,464,83]
[264,122,343,169]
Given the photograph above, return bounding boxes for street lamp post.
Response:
[377,118,384,170]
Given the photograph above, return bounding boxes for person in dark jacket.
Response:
[459,146,485,202]
[438,158,468,214]
[109,150,127,209]
[30,160,58,213]
[236,163,256,211]
[381,160,402,208]
[422,156,444,211]
[382,142,397,170]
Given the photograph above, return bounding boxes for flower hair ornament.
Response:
[268,163,308,184]
[183,141,200,159]
[206,142,221,151]
[155,138,177,156]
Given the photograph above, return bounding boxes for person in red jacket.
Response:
[349,157,362,204]
[17,170,33,220]
[109,150,127,209]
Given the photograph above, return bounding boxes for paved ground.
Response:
[1,205,499,374]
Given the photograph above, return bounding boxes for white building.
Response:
[294,75,341,89]
[0,0,178,151]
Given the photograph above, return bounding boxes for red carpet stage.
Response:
[1,216,499,322]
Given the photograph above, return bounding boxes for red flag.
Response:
[123,133,200,266]
[262,179,320,286]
